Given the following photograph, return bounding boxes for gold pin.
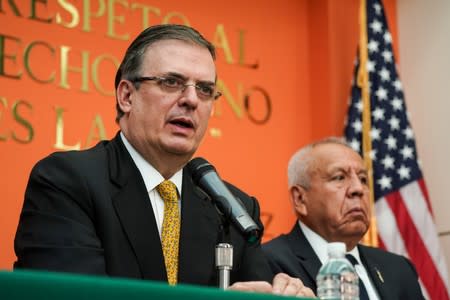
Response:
[375,268,384,283]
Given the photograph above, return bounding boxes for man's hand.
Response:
[228,273,315,297]
[228,281,273,293]
[271,273,315,297]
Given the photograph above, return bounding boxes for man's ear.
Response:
[116,80,134,113]
[290,185,308,217]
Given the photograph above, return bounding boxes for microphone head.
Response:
[187,157,216,184]
[186,157,261,244]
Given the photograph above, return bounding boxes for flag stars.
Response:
[352,119,363,132]
[343,4,445,283]
[417,159,423,169]
[377,175,392,190]
[370,19,383,33]
[376,87,388,101]
[406,111,412,122]
[388,116,400,130]
[373,3,382,15]
[397,165,411,180]
[373,107,385,121]
[403,127,414,139]
[384,135,397,150]
[393,79,403,91]
[401,145,414,160]
[367,60,376,73]
[348,139,361,152]
[381,155,395,170]
[355,99,363,112]
[378,67,391,81]
[391,97,403,110]
[382,50,393,63]
[370,149,378,161]
[370,127,382,141]
[345,3,429,246]
[384,32,392,44]
[368,39,380,53]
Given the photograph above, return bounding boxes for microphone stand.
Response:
[215,212,233,290]
[216,243,233,289]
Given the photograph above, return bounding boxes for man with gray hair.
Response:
[263,137,424,299]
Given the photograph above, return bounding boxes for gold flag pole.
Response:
[357,0,378,247]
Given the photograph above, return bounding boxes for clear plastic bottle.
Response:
[316,242,359,300]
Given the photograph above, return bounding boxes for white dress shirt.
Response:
[299,221,380,300]
[121,132,183,237]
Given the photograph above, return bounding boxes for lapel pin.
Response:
[375,267,384,283]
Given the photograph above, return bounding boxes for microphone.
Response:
[187,157,261,244]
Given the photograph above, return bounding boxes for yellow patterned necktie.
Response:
[156,180,180,285]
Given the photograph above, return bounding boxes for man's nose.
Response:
[348,174,365,198]
[179,85,200,108]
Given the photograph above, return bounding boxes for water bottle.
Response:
[316,242,359,300]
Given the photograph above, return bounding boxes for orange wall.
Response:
[0,0,397,270]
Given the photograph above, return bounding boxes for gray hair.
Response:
[114,24,216,123]
[287,137,354,189]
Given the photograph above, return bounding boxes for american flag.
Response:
[344,0,449,299]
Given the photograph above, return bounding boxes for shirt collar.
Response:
[120,132,183,193]
[298,220,362,264]
[299,221,329,264]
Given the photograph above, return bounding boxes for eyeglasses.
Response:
[131,75,222,101]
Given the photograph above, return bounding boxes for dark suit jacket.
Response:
[14,133,272,286]
[262,223,424,300]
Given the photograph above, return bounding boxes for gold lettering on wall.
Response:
[11,100,34,143]
[130,3,161,29]
[59,46,90,92]
[212,24,233,64]
[209,127,222,138]
[0,2,270,143]
[55,0,80,28]
[24,41,56,83]
[0,34,23,79]
[29,0,52,23]
[244,87,272,124]
[82,0,106,33]
[0,97,8,141]
[238,29,258,69]
[91,54,118,96]
[86,114,107,146]
[106,0,129,40]
[54,106,81,150]
[215,79,243,118]
[0,0,21,16]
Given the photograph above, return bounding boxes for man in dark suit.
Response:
[14,24,313,297]
[263,138,424,299]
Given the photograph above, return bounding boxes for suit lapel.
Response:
[358,245,388,299]
[287,224,322,290]
[107,134,167,281]
[178,167,220,285]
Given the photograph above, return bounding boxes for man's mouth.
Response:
[346,208,366,218]
[169,117,194,129]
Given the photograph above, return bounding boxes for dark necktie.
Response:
[346,254,370,300]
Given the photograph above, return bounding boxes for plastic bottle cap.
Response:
[327,242,346,257]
